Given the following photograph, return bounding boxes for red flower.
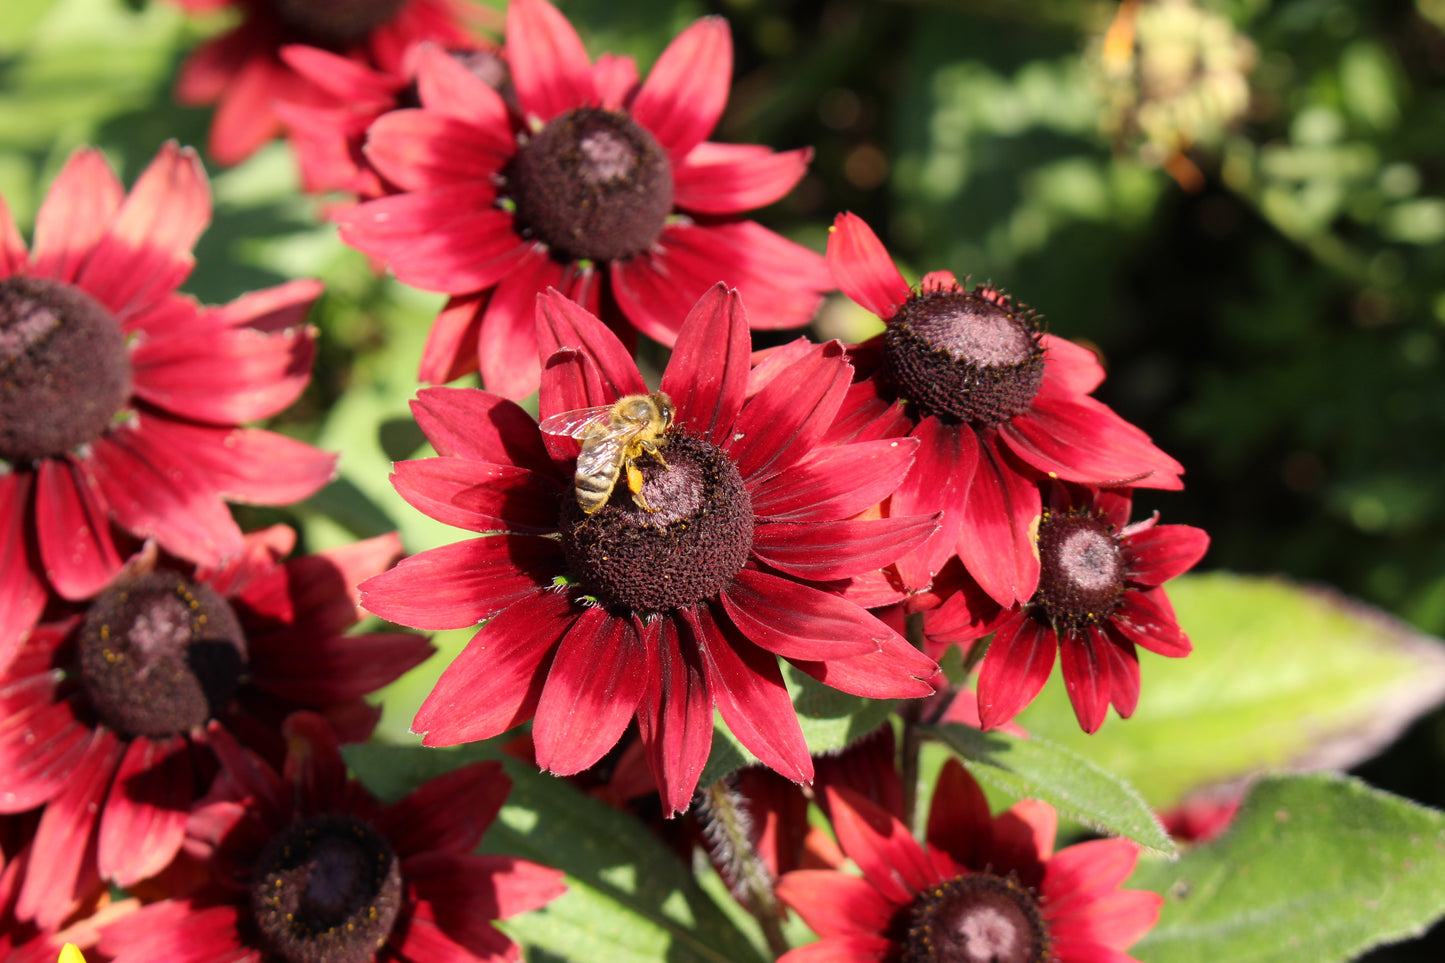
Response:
[935,483,1208,733]
[0,144,336,670]
[360,285,940,814]
[0,527,433,928]
[823,212,1185,607]
[775,759,1163,963]
[168,0,482,166]
[97,712,566,963]
[336,0,832,398]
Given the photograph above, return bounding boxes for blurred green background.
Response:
[5,0,1445,955]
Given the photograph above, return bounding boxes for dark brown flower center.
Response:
[0,276,132,464]
[506,107,674,263]
[903,873,1049,963]
[398,47,515,112]
[76,572,248,738]
[268,0,408,50]
[559,432,753,614]
[882,284,1044,427]
[1031,509,1126,633]
[250,814,403,963]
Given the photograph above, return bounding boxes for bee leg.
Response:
[628,462,657,512]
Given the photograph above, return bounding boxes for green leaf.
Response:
[1131,773,1445,962]
[1015,573,1445,809]
[932,722,1175,856]
[344,743,768,963]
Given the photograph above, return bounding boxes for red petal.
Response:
[775,870,898,938]
[506,0,595,124]
[770,934,894,962]
[402,865,534,960]
[414,43,516,137]
[1040,333,1105,395]
[592,51,639,108]
[33,457,124,600]
[889,418,976,591]
[202,278,322,333]
[99,901,254,963]
[630,17,731,160]
[97,735,190,886]
[637,618,712,815]
[659,284,750,447]
[1111,587,1192,657]
[131,324,315,423]
[1102,631,1141,720]
[956,434,1041,607]
[728,341,850,485]
[1058,630,1111,734]
[412,386,553,473]
[419,292,484,384]
[261,531,397,636]
[0,683,92,812]
[824,375,912,445]
[988,799,1056,883]
[389,905,493,963]
[207,53,288,166]
[364,108,508,191]
[826,213,910,319]
[533,609,647,774]
[377,760,509,857]
[476,247,562,400]
[824,785,937,905]
[673,143,810,214]
[30,147,124,283]
[248,631,433,703]
[612,221,831,342]
[279,43,397,102]
[75,143,209,319]
[753,515,937,582]
[360,536,562,630]
[1043,836,1144,913]
[750,437,918,522]
[391,457,560,533]
[1002,395,1184,490]
[0,183,28,276]
[411,592,576,746]
[976,615,1057,729]
[721,570,881,660]
[923,760,994,870]
[136,420,337,507]
[535,288,647,416]
[1125,524,1209,587]
[0,473,47,670]
[410,850,567,920]
[692,606,813,783]
[789,629,940,700]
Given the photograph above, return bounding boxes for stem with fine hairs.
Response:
[697,777,790,959]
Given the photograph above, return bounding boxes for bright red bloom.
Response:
[0,144,336,670]
[168,0,482,166]
[934,483,1208,733]
[0,527,433,928]
[337,0,832,398]
[97,712,566,963]
[360,285,940,814]
[775,759,1163,963]
[822,212,1185,608]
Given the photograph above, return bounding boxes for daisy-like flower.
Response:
[97,712,566,963]
[0,527,433,929]
[0,143,336,670]
[168,0,483,166]
[775,759,1163,963]
[337,0,833,398]
[360,284,940,814]
[932,482,1208,733]
[823,212,1185,607]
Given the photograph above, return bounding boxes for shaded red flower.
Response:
[0,527,433,928]
[821,212,1185,607]
[337,0,832,398]
[97,712,566,963]
[168,0,484,166]
[360,284,940,814]
[934,482,1208,733]
[775,759,1163,963]
[0,143,336,670]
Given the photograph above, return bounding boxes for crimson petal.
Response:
[533,608,648,774]
[775,870,899,938]
[30,147,123,283]
[0,684,91,813]
[673,144,810,214]
[0,474,50,666]
[720,570,881,660]
[360,535,562,630]
[637,617,712,815]
[414,43,515,135]
[363,107,498,191]
[130,325,315,424]
[825,785,937,905]
[391,457,560,534]
[98,901,253,963]
[630,17,731,161]
[827,212,911,319]
[0,189,27,275]
[476,246,563,400]
[1058,631,1111,734]
[956,434,1041,607]
[413,386,554,474]
[136,419,336,507]
[728,341,850,485]
[507,0,595,124]
[1002,394,1184,490]
[1126,524,1210,587]
[976,615,1057,730]
[377,760,508,857]
[535,288,647,416]
[248,631,433,703]
[419,292,485,385]
[752,515,937,582]
[1111,586,1192,657]
[660,284,750,447]
[202,277,321,333]
[1039,333,1106,395]
[97,735,190,886]
[749,437,918,523]
[891,418,977,591]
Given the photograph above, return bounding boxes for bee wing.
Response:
[576,432,630,477]
[539,404,614,439]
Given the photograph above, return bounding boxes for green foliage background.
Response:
[7,0,1445,958]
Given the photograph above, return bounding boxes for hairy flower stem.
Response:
[698,778,789,959]
[901,610,927,830]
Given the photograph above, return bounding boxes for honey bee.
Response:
[539,392,675,514]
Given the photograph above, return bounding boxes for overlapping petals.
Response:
[361,284,940,814]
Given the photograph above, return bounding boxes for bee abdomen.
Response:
[574,469,619,513]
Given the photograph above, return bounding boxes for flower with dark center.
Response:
[921,482,1209,733]
[775,759,1162,963]
[0,144,336,674]
[359,284,941,815]
[165,0,483,166]
[275,41,512,198]
[96,712,566,963]
[820,212,1186,608]
[0,528,433,930]
[337,0,833,398]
